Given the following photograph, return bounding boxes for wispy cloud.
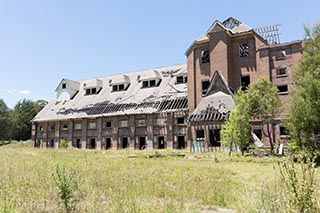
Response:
[19,89,31,95]
[5,89,16,94]
[5,89,31,95]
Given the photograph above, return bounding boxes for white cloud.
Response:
[5,89,30,95]
[19,89,31,95]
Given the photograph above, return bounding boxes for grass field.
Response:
[0,141,319,212]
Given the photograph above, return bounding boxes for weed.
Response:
[52,164,78,212]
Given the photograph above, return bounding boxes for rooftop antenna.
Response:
[254,24,282,44]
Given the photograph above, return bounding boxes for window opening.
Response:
[201,50,210,64]
[239,43,249,58]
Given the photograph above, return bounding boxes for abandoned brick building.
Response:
[32,17,302,150]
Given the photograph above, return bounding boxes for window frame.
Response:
[277,85,288,95]
[201,80,210,95]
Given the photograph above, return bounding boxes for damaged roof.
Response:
[33,64,188,122]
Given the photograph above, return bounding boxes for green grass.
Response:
[0,142,319,212]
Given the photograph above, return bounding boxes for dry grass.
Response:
[0,141,318,212]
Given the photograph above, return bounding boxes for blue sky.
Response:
[0,0,319,108]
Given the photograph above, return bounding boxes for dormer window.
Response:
[85,88,100,95]
[112,84,129,92]
[142,79,160,88]
[176,75,187,84]
[62,83,66,89]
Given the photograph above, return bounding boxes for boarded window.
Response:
[156,118,166,126]
[137,119,146,126]
[201,50,210,64]
[74,123,82,130]
[120,120,128,127]
[88,122,97,129]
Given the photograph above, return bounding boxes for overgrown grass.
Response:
[0,142,319,212]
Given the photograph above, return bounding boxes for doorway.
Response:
[106,138,112,149]
[139,137,146,150]
[76,138,81,148]
[209,129,221,147]
[158,136,165,149]
[177,136,185,149]
[122,137,128,149]
[90,138,96,149]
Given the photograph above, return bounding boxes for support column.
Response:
[31,123,36,147]
[43,123,48,148]
[147,114,154,150]
[96,118,102,149]
[81,119,87,149]
[112,116,118,149]
[129,116,135,150]
[166,112,174,149]
[54,122,60,149]
[68,120,73,148]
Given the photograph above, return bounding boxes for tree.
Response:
[286,23,320,152]
[246,77,280,153]
[221,90,251,155]
[11,99,47,141]
[0,99,12,140]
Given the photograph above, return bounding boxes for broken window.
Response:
[120,120,128,127]
[50,124,55,131]
[253,128,262,140]
[62,83,66,89]
[280,126,287,136]
[276,49,287,60]
[176,75,187,84]
[202,80,210,95]
[91,88,97,94]
[88,121,97,129]
[201,50,210,64]
[277,67,287,76]
[118,84,125,91]
[149,80,156,87]
[239,43,249,58]
[37,125,44,132]
[241,75,250,91]
[137,119,146,126]
[196,130,205,139]
[74,123,82,130]
[62,124,68,131]
[106,121,112,128]
[177,117,185,124]
[277,85,288,95]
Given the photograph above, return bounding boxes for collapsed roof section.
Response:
[33,64,188,122]
[189,71,234,122]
